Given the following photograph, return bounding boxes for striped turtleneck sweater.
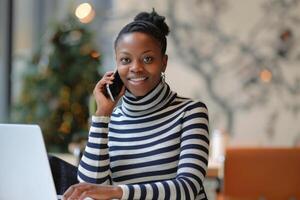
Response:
[78,82,209,200]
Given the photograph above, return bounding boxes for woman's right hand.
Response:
[93,71,125,116]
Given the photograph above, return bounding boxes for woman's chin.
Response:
[127,87,149,98]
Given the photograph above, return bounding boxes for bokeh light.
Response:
[75,3,95,24]
[260,69,272,83]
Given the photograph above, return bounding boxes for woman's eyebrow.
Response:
[118,50,153,55]
[142,50,153,54]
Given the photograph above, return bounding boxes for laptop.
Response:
[0,124,62,200]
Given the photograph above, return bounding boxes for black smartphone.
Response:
[104,70,124,102]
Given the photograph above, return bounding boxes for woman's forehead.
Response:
[116,32,161,53]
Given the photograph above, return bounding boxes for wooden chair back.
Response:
[223,148,300,200]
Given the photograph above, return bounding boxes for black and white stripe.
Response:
[78,82,209,200]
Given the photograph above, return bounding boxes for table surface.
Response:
[207,159,223,179]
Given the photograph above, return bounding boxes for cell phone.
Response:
[104,70,124,102]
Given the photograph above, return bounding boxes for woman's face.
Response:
[115,32,168,97]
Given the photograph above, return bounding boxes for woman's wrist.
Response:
[112,186,123,199]
[95,107,113,116]
[95,110,111,116]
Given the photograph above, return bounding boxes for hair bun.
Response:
[134,8,170,36]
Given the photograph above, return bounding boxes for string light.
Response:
[75,3,95,24]
[260,69,272,83]
[90,51,100,59]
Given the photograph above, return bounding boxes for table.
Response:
[207,159,223,178]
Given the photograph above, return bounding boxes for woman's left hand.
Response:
[62,183,123,200]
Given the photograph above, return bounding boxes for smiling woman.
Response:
[63,9,210,200]
[116,32,167,97]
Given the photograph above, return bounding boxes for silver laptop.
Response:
[0,124,61,200]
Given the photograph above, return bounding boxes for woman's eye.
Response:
[143,56,153,64]
[120,58,131,64]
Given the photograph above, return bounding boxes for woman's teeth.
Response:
[130,77,147,81]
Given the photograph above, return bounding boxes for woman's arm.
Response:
[77,115,112,184]
[77,71,125,184]
[65,115,124,199]
[118,101,209,200]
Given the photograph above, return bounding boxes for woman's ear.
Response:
[162,54,168,72]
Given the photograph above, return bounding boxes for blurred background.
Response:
[1,0,300,199]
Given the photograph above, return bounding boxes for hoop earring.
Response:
[161,72,166,84]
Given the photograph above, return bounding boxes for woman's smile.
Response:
[128,76,148,85]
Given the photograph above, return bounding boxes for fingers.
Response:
[104,71,114,77]
[78,190,96,200]
[95,71,114,89]
[63,184,120,200]
[93,71,115,96]
[100,74,115,85]
[93,70,124,116]
[62,183,92,200]
[62,185,75,199]
[63,184,102,200]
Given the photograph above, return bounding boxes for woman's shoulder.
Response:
[174,95,208,110]
[175,96,209,123]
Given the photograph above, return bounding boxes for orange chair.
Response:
[223,148,300,200]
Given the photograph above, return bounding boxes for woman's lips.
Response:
[128,77,148,85]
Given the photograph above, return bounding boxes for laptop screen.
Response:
[0,124,58,200]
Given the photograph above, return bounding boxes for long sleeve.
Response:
[77,115,112,185]
[118,102,209,200]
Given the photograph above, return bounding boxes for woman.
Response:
[63,9,209,200]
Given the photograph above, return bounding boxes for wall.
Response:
[98,0,300,146]
[0,0,9,122]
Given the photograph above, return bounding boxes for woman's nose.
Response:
[130,60,144,72]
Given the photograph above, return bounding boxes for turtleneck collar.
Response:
[121,81,176,117]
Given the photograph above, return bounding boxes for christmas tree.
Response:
[13,15,101,152]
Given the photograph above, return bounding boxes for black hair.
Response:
[114,9,170,54]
